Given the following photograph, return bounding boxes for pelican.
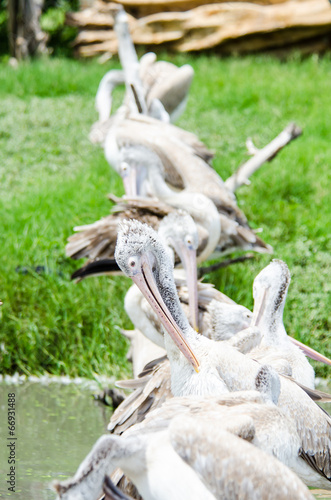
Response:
[68,208,200,331]
[106,115,243,220]
[116,140,272,256]
[101,113,214,198]
[91,5,193,155]
[140,53,194,123]
[67,194,219,277]
[126,271,331,366]
[95,54,193,125]
[248,260,316,388]
[53,386,314,500]
[114,219,331,488]
[112,6,194,124]
[66,197,173,265]
[121,253,329,370]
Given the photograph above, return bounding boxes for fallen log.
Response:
[68,0,331,57]
[173,1,331,51]
[66,8,115,28]
[105,0,292,17]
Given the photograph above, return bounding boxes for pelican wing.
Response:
[169,416,313,500]
[143,62,194,118]
[110,473,142,500]
[67,197,172,276]
[280,378,331,483]
[299,425,331,481]
[216,214,273,256]
[280,375,331,403]
[108,360,172,435]
[66,216,118,261]
[126,114,214,163]
[138,355,168,377]
[71,258,121,281]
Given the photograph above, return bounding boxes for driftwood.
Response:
[225,123,303,192]
[173,1,331,52]
[68,0,331,57]
[105,0,292,17]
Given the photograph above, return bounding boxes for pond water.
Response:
[0,378,113,499]
[0,377,330,499]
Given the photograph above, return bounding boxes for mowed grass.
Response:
[0,54,330,378]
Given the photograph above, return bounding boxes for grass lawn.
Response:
[0,54,330,379]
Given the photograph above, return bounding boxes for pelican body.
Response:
[54,380,316,500]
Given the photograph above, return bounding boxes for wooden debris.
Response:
[107,0,291,17]
[67,0,331,57]
[225,123,303,192]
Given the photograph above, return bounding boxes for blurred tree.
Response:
[8,0,49,58]
[0,0,9,53]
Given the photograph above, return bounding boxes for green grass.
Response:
[0,54,330,378]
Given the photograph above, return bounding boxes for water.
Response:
[0,377,330,499]
[0,378,113,499]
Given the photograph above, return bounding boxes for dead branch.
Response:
[225,123,302,192]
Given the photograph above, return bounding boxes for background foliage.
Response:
[0,0,78,58]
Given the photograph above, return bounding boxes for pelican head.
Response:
[209,302,253,341]
[118,144,160,197]
[115,219,200,372]
[159,211,199,331]
[251,259,290,329]
[252,260,331,365]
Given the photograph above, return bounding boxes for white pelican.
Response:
[68,208,200,332]
[139,53,194,123]
[93,4,193,127]
[66,194,220,278]
[95,54,193,125]
[53,391,314,500]
[66,197,174,264]
[101,113,214,198]
[116,140,271,257]
[248,259,316,388]
[114,219,331,488]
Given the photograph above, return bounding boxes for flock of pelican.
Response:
[54,6,331,500]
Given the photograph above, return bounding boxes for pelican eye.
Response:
[121,162,129,173]
[185,235,194,248]
[128,257,137,269]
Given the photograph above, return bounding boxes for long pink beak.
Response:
[122,167,137,197]
[176,242,199,332]
[251,289,267,327]
[290,337,331,366]
[131,254,200,372]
